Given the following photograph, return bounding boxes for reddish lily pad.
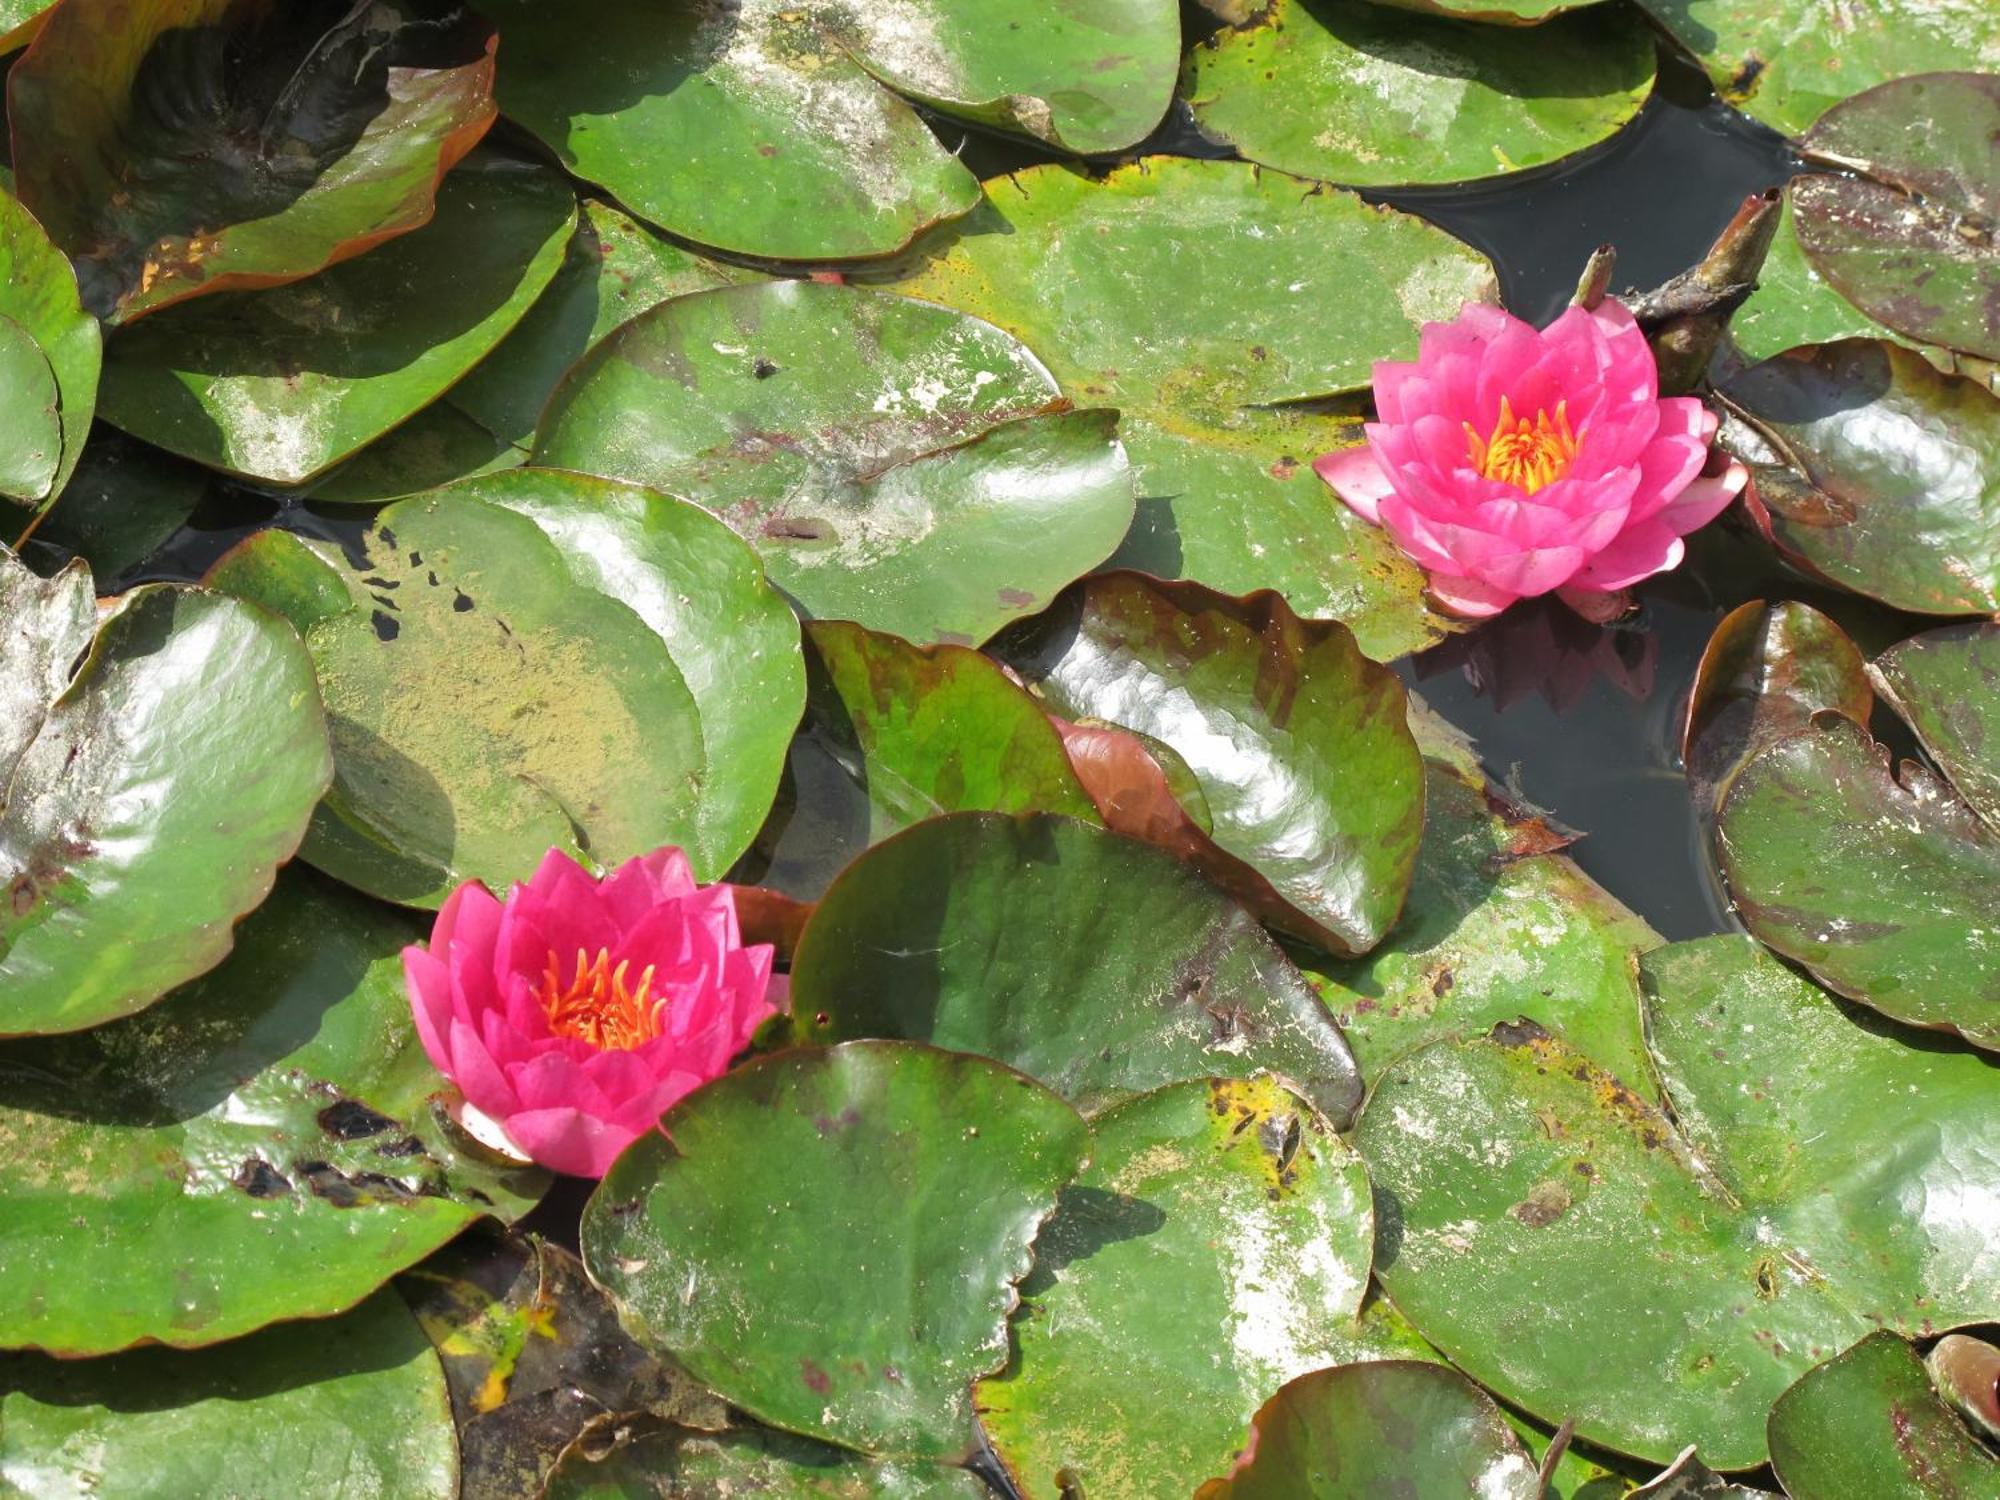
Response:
[582,1041,1089,1460]
[1869,621,2000,834]
[999,572,1424,957]
[9,0,497,323]
[1722,340,2000,615]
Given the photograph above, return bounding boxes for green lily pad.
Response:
[583,1041,1088,1460]
[1716,713,2000,1049]
[1792,73,2000,364]
[790,814,1363,1122]
[887,156,1495,409]
[448,199,750,454]
[1184,0,1654,187]
[1768,1333,2000,1499]
[536,279,1133,645]
[741,621,1099,899]
[980,1076,1375,1498]
[1683,600,1873,812]
[1870,621,2000,833]
[1000,572,1424,956]
[542,1424,991,1499]
[1721,339,2000,615]
[98,149,576,484]
[400,1229,726,1499]
[1299,725,1658,1090]
[303,400,525,506]
[209,471,800,904]
[1354,935,2000,1469]
[0,1291,457,1499]
[18,428,211,582]
[0,314,62,504]
[0,187,100,504]
[1634,0,2000,137]
[1189,1361,1541,1499]
[0,868,547,1354]
[9,0,498,324]
[2,556,331,1036]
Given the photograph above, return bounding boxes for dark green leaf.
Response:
[541,1423,991,1499]
[1870,621,2000,834]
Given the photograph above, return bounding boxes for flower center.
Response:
[1466,396,1579,494]
[538,947,664,1051]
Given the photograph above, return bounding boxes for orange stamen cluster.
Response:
[1466,397,1580,494]
[538,948,665,1051]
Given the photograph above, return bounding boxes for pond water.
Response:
[121,42,1809,947]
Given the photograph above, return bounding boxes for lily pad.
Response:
[1363,0,1609,17]
[789,814,1364,1122]
[1184,0,1655,187]
[582,1041,1089,1460]
[536,280,1133,645]
[97,149,576,485]
[980,1076,1375,1498]
[1721,339,2000,615]
[1354,935,2000,1468]
[1768,1333,2000,1499]
[0,186,100,504]
[541,1424,991,1499]
[1870,621,2000,833]
[9,0,498,323]
[479,0,1179,262]
[1634,0,2000,136]
[1791,73,2000,363]
[2,555,332,1036]
[1189,1361,1541,1499]
[887,156,1496,409]
[18,428,211,583]
[1000,572,1424,956]
[741,621,1099,899]
[209,471,800,904]
[0,314,62,503]
[1727,191,1913,367]
[0,1291,457,1500]
[1716,713,2000,1049]
[0,868,547,1354]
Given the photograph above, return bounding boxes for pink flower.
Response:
[1315,299,1747,619]
[402,848,778,1178]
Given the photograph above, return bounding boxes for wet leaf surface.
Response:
[10,0,497,323]
[1354,936,2000,1468]
[0,315,63,504]
[1722,339,2000,615]
[541,1421,991,1499]
[0,1290,457,1499]
[1634,0,2000,137]
[1,553,331,1036]
[1184,0,1654,187]
[0,186,99,505]
[536,280,1132,646]
[790,813,1362,1122]
[740,621,1098,899]
[980,1077,1374,1498]
[1768,1333,2000,1499]
[1189,1361,1541,1499]
[1870,621,2000,834]
[1000,572,1424,956]
[1793,73,2000,363]
[0,868,547,1354]
[209,471,801,903]
[97,149,575,484]
[582,1042,1088,1460]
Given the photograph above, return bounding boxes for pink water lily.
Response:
[1316,298,1746,619]
[402,848,778,1178]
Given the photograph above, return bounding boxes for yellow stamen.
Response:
[538,947,665,1051]
[1465,396,1581,494]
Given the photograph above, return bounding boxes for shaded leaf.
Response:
[541,1421,990,1499]
[1870,621,2000,835]
[1184,0,1654,187]
[537,280,1133,645]
[0,1291,457,1499]
[981,1077,1376,1498]
[582,1041,1088,1460]
[790,813,1363,1122]
[11,0,497,323]
[999,572,1424,956]
[1627,1447,1771,1498]
[16,427,211,582]
[98,149,576,484]
[1190,1361,1540,1499]
[0,867,547,1354]
[2,552,331,1035]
